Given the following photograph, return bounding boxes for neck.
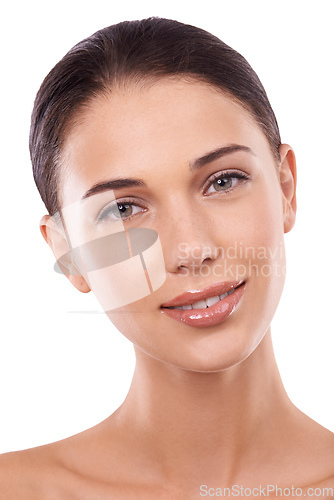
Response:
[114,329,293,486]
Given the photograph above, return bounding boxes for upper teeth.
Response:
[170,290,235,310]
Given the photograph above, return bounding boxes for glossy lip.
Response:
[160,280,245,308]
[160,281,246,328]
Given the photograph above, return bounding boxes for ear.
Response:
[40,214,91,293]
[278,144,297,233]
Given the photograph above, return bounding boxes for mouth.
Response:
[161,280,245,308]
[163,287,237,310]
[160,280,246,328]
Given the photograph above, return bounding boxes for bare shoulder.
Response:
[0,419,125,500]
[295,414,334,494]
[0,447,47,499]
[0,441,82,500]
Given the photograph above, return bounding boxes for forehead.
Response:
[59,78,271,206]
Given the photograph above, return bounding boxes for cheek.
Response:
[75,228,166,312]
[245,177,286,273]
[212,179,286,323]
[238,170,283,245]
[233,184,287,345]
[210,177,285,276]
[239,196,285,272]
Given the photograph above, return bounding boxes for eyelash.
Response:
[203,169,250,196]
[96,197,145,223]
[96,169,250,223]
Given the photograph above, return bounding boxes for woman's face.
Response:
[56,78,296,372]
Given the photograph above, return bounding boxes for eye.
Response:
[96,199,145,223]
[204,170,250,195]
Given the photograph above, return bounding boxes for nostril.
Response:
[177,265,189,275]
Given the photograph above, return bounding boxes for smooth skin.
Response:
[1,79,333,499]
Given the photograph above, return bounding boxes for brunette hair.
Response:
[30,17,281,216]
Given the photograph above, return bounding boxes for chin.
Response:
[183,336,265,373]
[135,324,268,374]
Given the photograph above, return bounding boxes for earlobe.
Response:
[278,144,297,233]
[40,214,91,294]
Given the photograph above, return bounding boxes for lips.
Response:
[160,281,246,328]
[161,280,244,308]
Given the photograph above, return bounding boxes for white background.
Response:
[0,0,333,453]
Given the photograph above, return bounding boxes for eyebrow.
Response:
[81,143,255,200]
[82,178,146,200]
[190,144,255,170]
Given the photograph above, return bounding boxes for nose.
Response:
[160,202,220,275]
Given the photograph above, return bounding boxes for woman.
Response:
[1,17,333,499]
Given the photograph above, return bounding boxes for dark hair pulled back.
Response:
[30,17,281,216]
